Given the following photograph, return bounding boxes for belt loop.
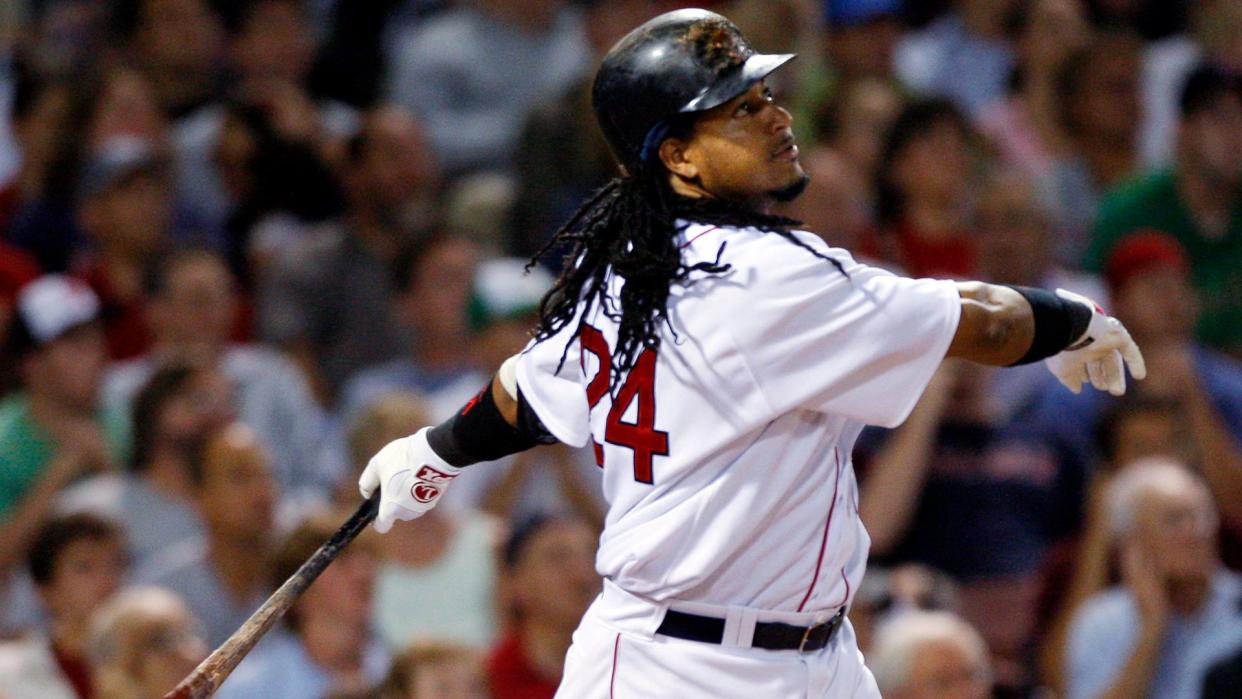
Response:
[736,607,757,648]
[720,605,757,648]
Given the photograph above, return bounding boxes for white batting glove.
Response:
[1044,289,1147,396]
[358,427,463,533]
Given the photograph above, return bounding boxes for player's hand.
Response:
[1044,289,1146,396]
[358,427,463,533]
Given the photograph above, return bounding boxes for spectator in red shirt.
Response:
[0,512,128,698]
[487,515,599,699]
[73,136,173,360]
[870,98,980,279]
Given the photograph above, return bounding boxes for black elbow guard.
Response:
[1004,286,1093,365]
[426,380,557,467]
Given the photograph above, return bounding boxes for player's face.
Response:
[673,80,808,209]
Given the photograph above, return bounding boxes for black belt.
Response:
[655,607,846,652]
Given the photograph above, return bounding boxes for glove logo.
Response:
[411,482,441,503]
[416,465,455,484]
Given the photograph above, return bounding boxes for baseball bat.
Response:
[163,494,379,699]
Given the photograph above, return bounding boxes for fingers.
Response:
[1121,335,1146,381]
[1086,350,1128,395]
[374,502,395,534]
[1099,319,1146,381]
[1057,360,1086,394]
[1107,350,1126,396]
[375,500,422,534]
[358,460,379,499]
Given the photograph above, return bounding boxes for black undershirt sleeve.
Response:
[426,380,557,467]
[1004,285,1093,366]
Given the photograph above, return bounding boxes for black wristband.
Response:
[1005,286,1093,366]
[426,380,555,467]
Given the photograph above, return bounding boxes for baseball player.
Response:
[360,9,1146,697]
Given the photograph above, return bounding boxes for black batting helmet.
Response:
[591,8,796,170]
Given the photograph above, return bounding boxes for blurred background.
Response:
[0,0,1241,697]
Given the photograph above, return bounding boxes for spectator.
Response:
[0,276,124,573]
[976,0,1090,180]
[346,394,501,650]
[2,68,78,269]
[217,509,388,699]
[871,98,981,278]
[111,0,225,122]
[0,513,127,699]
[257,106,439,402]
[223,0,359,158]
[88,586,208,699]
[72,135,174,359]
[339,230,484,422]
[61,359,231,568]
[104,248,344,502]
[1022,231,1242,538]
[1036,406,1188,691]
[848,563,960,656]
[449,258,604,524]
[1045,30,1144,256]
[868,610,992,699]
[8,65,205,275]
[857,360,1079,690]
[974,168,1108,417]
[895,0,1020,115]
[385,0,589,175]
[377,641,488,699]
[137,421,276,647]
[797,0,907,145]
[510,0,667,260]
[1085,64,1242,356]
[1139,0,1242,169]
[813,77,904,181]
[1064,462,1242,699]
[487,514,599,699]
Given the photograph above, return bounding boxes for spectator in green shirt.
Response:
[1085,64,1242,356]
[0,275,128,573]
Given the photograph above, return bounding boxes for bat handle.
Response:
[163,495,379,699]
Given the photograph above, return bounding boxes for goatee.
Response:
[770,173,810,203]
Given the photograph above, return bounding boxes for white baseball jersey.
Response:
[516,222,961,614]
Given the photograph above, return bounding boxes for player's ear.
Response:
[658,137,699,181]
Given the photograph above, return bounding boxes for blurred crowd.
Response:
[0,0,1240,697]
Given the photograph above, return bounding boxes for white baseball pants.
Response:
[555,579,882,698]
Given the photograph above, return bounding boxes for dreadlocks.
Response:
[529,144,847,393]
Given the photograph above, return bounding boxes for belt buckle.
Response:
[797,612,830,653]
[797,623,820,653]
[798,609,843,653]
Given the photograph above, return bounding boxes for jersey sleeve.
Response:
[728,236,961,428]
[515,318,592,448]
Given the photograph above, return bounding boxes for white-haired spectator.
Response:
[1065,460,1242,699]
[89,586,207,699]
[868,610,991,699]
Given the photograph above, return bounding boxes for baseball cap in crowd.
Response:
[1104,229,1190,294]
[7,274,101,357]
[824,0,904,27]
[467,258,554,331]
[76,135,164,202]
